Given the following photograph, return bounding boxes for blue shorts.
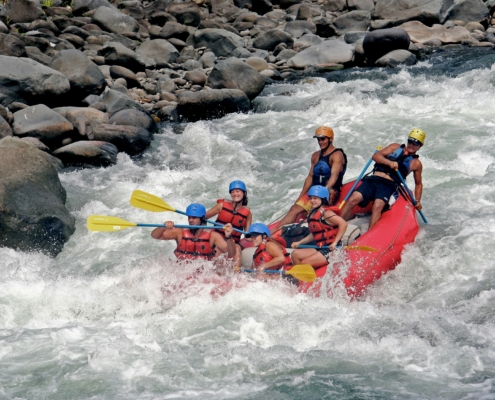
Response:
[356,176,398,207]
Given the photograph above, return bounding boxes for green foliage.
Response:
[41,0,54,7]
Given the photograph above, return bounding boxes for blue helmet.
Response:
[308,185,329,201]
[245,222,270,238]
[185,203,206,218]
[229,180,247,193]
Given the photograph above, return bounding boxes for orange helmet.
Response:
[313,126,334,140]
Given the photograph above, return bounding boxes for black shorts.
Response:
[356,176,398,208]
[317,241,342,260]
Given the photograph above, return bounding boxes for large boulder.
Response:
[372,0,445,26]
[136,39,180,68]
[252,29,294,51]
[12,104,74,148]
[98,42,152,72]
[0,33,27,57]
[398,21,471,43]
[284,21,317,38]
[363,28,410,63]
[100,89,147,115]
[72,0,116,15]
[332,10,371,35]
[0,115,13,138]
[0,0,44,23]
[49,50,106,102]
[165,2,202,27]
[109,109,155,131]
[92,6,140,35]
[375,49,417,66]
[0,56,70,107]
[92,124,153,155]
[0,136,75,257]
[52,140,118,168]
[441,0,489,23]
[287,39,354,68]
[177,89,250,121]
[207,58,266,100]
[191,29,244,57]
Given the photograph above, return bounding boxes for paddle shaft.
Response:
[137,224,227,229]
[396,171,428,224]
[339,147,382,209]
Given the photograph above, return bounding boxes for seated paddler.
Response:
[151,203,236,262]
[341,128,425,229]
[290,185,348,269]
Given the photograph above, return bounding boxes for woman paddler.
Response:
[206,180,252,270]
[151,203,236,263]
[245,223,293,273]
[290,185,348,269]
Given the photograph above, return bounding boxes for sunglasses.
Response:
[407,139,421,146]
[316,137,329,142]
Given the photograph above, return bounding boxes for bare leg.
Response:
[233,244,242,272]
[270,204,306,234]
[291,248,317,265]
[369,199,386,229]
[300,252,328,268]
[340,191,364,221]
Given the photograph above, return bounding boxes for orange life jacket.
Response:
[174,229,216,260]
[215,199,250,243]
[253,239,293,270]
[308,206,339,247]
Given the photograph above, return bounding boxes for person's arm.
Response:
[411,160,423,209]
[372,143,401,170]
[206,201,223,219]
[258,241,285,270]
[244,211,252,232]
[326,151,344,190]
[323,211,348,250]
[296,152,318,201]
[151,221,181,242]
[291,232,315,248]
[222,223,237,259]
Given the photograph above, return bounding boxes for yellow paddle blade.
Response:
[344,245,378,252]
[87,215,137,232]
[285,264,317,283]
[130,190,176,213]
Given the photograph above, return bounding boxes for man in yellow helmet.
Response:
[341,128,425,229]
[270,126,347,234]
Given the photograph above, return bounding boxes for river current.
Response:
[1,47,495,399]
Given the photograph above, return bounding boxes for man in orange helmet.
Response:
[270,126,347,234]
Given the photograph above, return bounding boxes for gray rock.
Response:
[72,0,116,16]
[232,47,253,58]
[65,107,109,137]
[53,140,118,168]
[20,136,51,152]
[98,42,151,72]
[245,56,268,71]
[344,31,368,44]
[276,48,298,61]
[166,2,202,27]
[441,0,489,23]
[0,0,44,24]
[254,17,279,29]
[0,22,8,34]
[182,59,202,70]
[192,28,245,57]
[50,49,106,101]
[294,33,323,47]
[92,6,139,35]
[177,89,250,121]
[136,39,180,68]
[398,21,471,44]
[363,28,410,62]
[25,46,53,66]
[332,10,371,35]
[184,69,208,85]
[199,50,216,68]
[12,104,74,148]
[109,108,155,131]
[373,0,444,26]
[375,49,417,66]
[0,115,13,138]
[323,0,346,11]
[347,0,375,12]
[160,21,191,41]
[0,33,27,57]
[109,65,140,88]
[156,105,179,122]
[288,39,355,68]
[100,88,147,115]
[0,136,75,257]
[253,29,294,51]
[92,123,153,155]
[207,57,266,100]
[284,20,317,38]
[156,77,176,93]
[0,56,70,107]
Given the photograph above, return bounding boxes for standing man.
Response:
[341,128,425,229]
[270,126,347,233]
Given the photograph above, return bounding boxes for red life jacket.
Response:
[308,206,339,247]
[215,199,250,243]
[174,229,216,261]
[253,239,293,270]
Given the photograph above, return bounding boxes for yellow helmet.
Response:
[313,126,334,140]
[408,128,426,145]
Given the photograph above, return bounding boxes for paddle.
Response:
[243,264,316,282]
[396,171,428,224]
[130,190,247,234]
[294,244,378,252]
[87,215,229,232]
[339,146,382,209]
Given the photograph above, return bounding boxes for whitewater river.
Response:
[2,47,495,399]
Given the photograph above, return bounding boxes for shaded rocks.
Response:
[100,88,147,114]
[136,39,180,68]
[287,39,354,68]
[53,140,119,168]
[399,21,471,44]
[92,123,153,155]
[375,49,417,66]
[0,0,44,24]
[0,33,27,57]
[192,28,245,57]
[109,108,155,131]
[92,6,140,35]
[0,136,75,257]
[363,28,410,63]
[177,89,250,121]
[253,29,294,51]
[207,57,266,100]
[372,0,445,26]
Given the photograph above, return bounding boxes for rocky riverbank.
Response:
[0,0,494,255]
